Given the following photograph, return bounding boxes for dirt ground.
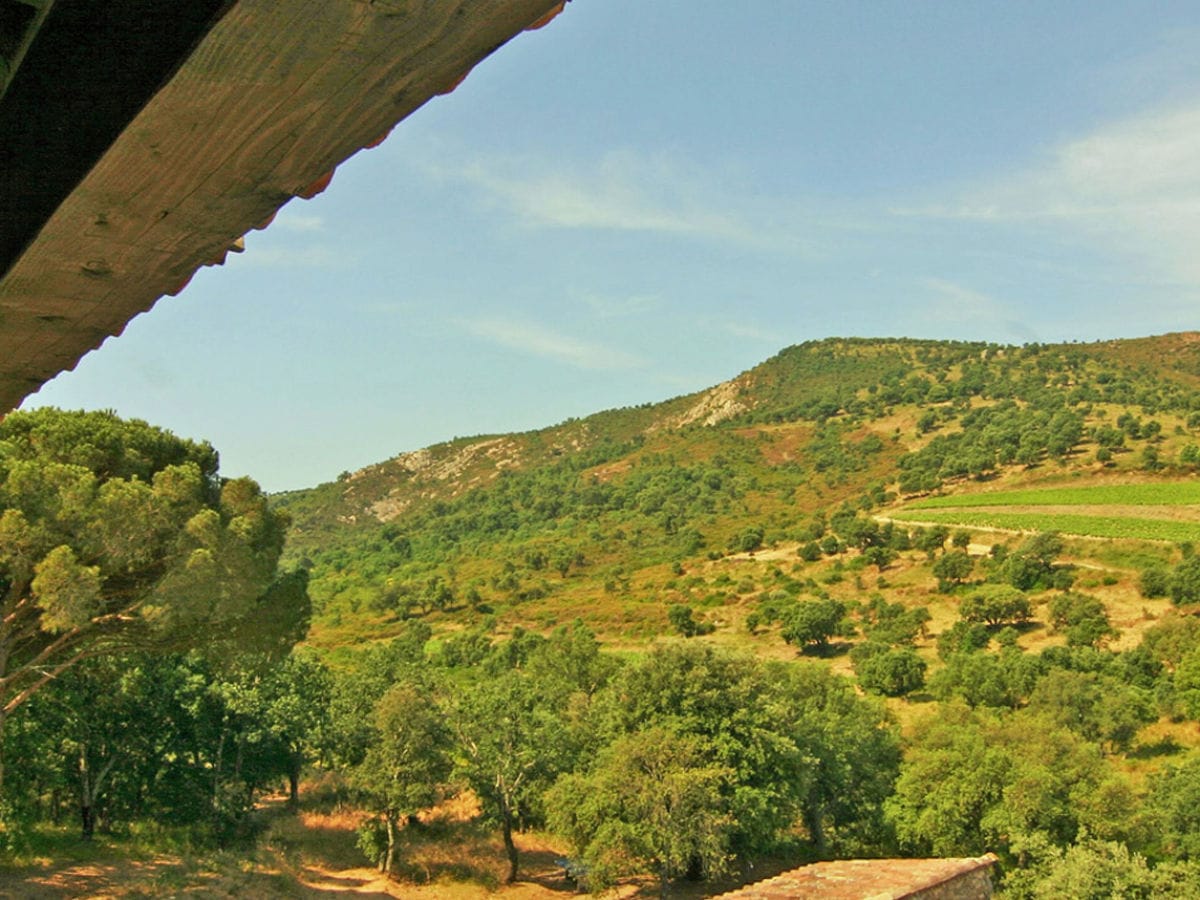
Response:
[0,793,787,899]
[0,799,580,899]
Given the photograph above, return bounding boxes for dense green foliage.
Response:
[3,649,329,843]
[887,704,1129,857]
[0,409,309,833]
[0,410,306,706]
[313,632,900,889]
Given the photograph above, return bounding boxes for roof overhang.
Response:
[0,0,566,412]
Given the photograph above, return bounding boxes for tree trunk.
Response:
[502,813,519,883]
[288,764,300,808]
[77,745,117,840]
[804,803,828,854]
[0,706,6,804]
[659,862,669,899]
[213,723,227,817]
[80,803,95,839]
[233,740,244,793]
[79,745,94,839]
[384,814,397,875]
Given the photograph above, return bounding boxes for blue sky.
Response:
[24,1,1200,492]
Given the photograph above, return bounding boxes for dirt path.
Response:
[0,856,180,899]
[0,796,625,899]
[0,793,789,899]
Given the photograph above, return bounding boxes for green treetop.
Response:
[0,409,306,793]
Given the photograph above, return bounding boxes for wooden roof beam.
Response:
[0,0,568,412]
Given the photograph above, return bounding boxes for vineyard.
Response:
[890,509,1200,543]
[894,480,1200,542]
[907,482,1200,509]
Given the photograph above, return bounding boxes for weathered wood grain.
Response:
[0,0,566,411]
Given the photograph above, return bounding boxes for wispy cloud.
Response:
[899,100,1200,285]
[425,148,818,254]
[458,317,645,371]
[457,152,749,239]
[272,211,326,232]
[239,217,358,269]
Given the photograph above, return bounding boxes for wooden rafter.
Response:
[0,0,567,412]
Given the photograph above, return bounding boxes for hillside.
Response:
[273,333,1200,655]
[11,334,1200,897]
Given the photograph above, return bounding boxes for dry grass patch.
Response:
[1118,719,1200,788]
[280,791,580,898]
[269,805,367,872]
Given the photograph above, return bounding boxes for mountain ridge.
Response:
[270,331,1200,652]
[277,332,1200,530]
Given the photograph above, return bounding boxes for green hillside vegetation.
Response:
[11,335,1200,896]
[266,334,1200,893]
[275,335,1200,651]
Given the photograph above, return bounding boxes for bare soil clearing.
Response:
[0,793,789,898]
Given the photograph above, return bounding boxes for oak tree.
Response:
[0,409,302,796]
